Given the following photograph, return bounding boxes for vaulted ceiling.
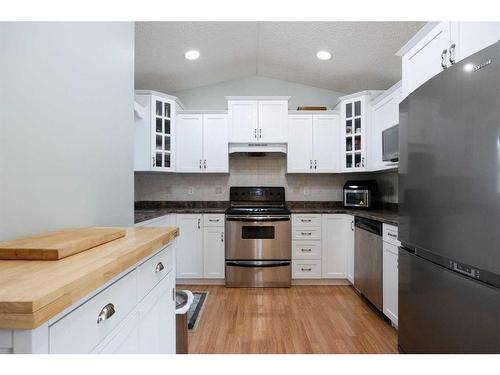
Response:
[135,22,425,94]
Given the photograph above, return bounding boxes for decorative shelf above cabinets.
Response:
[226,96,290,143]
[176,113,228,173]
[287,113,340,173]
[134,90,184,172]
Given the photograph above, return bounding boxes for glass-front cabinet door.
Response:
[151,96,174,171]
[342,96,366,171]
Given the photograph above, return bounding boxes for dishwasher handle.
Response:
[354,217,382,236]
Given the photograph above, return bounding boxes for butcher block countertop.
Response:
[0,227,179,330]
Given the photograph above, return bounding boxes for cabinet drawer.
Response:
[138,244,174,301]
[292,241,322,260]
[203,214,224,227]
[292,214,322,227]
[292,260,322,279]
[49,269,138,354]
[293,227,321,240]
[383,224,400,246]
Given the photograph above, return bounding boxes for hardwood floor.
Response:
[177,285,398,354]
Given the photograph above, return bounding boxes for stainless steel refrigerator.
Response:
[398,41,500,353]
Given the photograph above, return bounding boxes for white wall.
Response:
[0,22,135,240]
[135,154,398,203]
[171,76,345,110]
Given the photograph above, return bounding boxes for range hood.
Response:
[228,142,287,154]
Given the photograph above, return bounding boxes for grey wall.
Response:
[0,22,135,240]
[172,76,345,110]
[135,154,398,203]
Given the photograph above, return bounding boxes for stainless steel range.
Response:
[225,187,291,287]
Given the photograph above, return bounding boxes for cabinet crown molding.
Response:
[225,96,291,101]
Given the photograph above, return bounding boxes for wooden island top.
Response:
[0,227,179,330]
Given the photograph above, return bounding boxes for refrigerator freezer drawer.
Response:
[399,249,500,353]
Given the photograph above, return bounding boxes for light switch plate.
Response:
[188,186,194,195]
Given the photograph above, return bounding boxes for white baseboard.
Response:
[176,279,352,286]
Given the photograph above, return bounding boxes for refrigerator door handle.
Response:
[441,49,448,69]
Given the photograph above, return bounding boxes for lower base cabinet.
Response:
[322,215,353,279]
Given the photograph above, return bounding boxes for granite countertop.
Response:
[135,201,398,226]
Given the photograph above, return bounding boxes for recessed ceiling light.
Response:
[463,63,474,72]
[316,50,332,60]
[185,50,200,60]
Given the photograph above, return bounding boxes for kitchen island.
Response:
[0,227,178,354]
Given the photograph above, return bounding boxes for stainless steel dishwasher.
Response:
[354,217,383,311]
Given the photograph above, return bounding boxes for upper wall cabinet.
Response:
[176,113,228,173]
[398,22,500,99]
[287,113,340,173]
[339,91,381,172]
[227,97,289,143]
[134,90,183,172]
[369,82,401,171]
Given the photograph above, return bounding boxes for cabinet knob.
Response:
[441,49,448,69]
[97,303,115,324]
[155,262,164,273]
[449,43,456,65]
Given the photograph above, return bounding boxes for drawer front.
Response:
[293,227,321,241]
[292,260,322,279]
[138,244,174,301]
[383,224,400,246]
[292,241,322,260]
[203,214,225,227]
[292,214,322,227]
[49,269,138,354]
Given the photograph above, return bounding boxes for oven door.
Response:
[225,215,291,260]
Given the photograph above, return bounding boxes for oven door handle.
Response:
[226,261,290,268]
[225,215,290,222]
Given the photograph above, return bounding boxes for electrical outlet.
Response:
[215,186,223,195]
[188,186,194,195]
[303,186,310,196]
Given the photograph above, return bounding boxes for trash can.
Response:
[175,290,194,354]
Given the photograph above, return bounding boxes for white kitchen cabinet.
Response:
[370,82,401,171]
[287,115,313,172]
[176,114,203,172]
[340,92,380,172]
[322,215,351,279]
[291,214,322,279]
[258,101,288,142]
[95,312,140,354]
[287,113,340,173]
[176,113,228,173]
[227,97,289,143]
[138,270,176,353]
[399,22,500,99]
[203,225,225,279]
[176,214,203,279]
[382,224,399,327]
[450,22,500,63]
[134,91,183,172]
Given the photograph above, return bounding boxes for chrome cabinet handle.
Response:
[351,220,354,231]
[301,268,312,272]
[221,232,224,242]
[199,159,202,169]
[209,218,219,222]
[301,232,312,236]
[449,43,456,65]
[301,248,312,252]
[97,303,115,324]
[441,49,448,69]
[198,218,201,229]
[155,262,164,273]
[152,156,156,166]
[388,232,397,239]
[259,128,262,139]
[361,157,365,167]
[254,128,257,139]
[301,219,312,223]
[310,160,313,169]
[314,160,317,169]
[203,159,207,169]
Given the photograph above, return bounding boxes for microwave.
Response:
[382,124,399,162]
[343,180,378,209]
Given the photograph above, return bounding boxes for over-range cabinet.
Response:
[398,42,500,353]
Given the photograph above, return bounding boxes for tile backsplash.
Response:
[135,154,398,203]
